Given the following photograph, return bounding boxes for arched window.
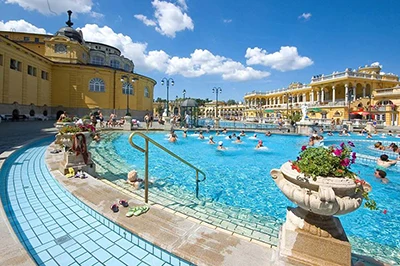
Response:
[144,87,150,98]
[89,78,105,92]
[110,60,120,69]
[91,56,104,65]
[122,82,133,95]
[124,64,131,72]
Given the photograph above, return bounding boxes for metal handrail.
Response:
[128,132,206,203]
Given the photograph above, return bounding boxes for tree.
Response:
[155,97,166,103]
[226,99,237,105]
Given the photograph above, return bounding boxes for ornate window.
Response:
[91,56,104,65]
[110,59,120,69]
[122,82,133,95]
[89,78,105,92]
[144,87,150,98]
[55,44,67,53]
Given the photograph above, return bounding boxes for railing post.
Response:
[196,171,199,198]
[145,138,149,203]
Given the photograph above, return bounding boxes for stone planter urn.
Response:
[123,116,132,130]
[55,122,75,131]
[270,162,365,266]
[55,131,92,149]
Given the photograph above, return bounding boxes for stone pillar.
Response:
[345,84,349,105]
[303,93,306,103]
[310,90,314,104]
[321,88,325,103]
[332,86,336,103]
[363,87,366,98]
[316,91,320,103]
[352,87,356,101]
[297,94,300,103]
[277,97,280,105]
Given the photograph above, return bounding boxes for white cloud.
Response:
[79,24,269,81]
[4,0,100,16]
[176,0,187,10]
[135,0,194,38]
[298,13,312,20]
[245,46,313,71]
[223,19,232,24]
[90,11,104,19]
[134,14,156,26]
[166,49,270,81]
[0,19,48,34]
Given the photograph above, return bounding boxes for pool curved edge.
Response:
[44,141,276,266]
[0,140,40,266]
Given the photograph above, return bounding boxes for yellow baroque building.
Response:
[0,11,156,120]
[244,64,400,126]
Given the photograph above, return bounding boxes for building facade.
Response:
[0,11,156,120]
[244,64,400,126]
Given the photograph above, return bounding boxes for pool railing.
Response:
[128,132,207,202]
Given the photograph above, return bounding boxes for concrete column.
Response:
[297,94,300,103]
[363,87,366,98]
[311,90,314,104]
[277,97,280,105]
[345,84,349,105]
[321,88,325,103]
[332,86,336,103]
[303,93,306,103]
[352,87,356,101]
[291,96,295,104]
[316,91,320,102]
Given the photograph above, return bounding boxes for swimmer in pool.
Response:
[256,140,264,149]
[217,141,226,150]
[209,136,215,144]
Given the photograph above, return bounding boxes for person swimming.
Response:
[239,130,246,136]
[208,136,215,144]
[377,154,397,168]
[256,140,264,149]
[374,169,389,184]
[169,133,178,142]
[183,130,187,138]
[235,136,242,143]
[217,141,226,150]
[199,131,205,139]
[265,131,271,137]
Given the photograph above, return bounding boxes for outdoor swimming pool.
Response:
[92,131,400,264]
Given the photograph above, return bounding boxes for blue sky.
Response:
[1,0,400,102]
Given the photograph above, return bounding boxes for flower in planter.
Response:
[292,141,377,210]
[59,125,82,135]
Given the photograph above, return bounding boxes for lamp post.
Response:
[346,91,353,121]
[212,87,222,118]
[161,78,174,117]
[120,75,138,115]
[183,89,186,100]
[284,92,293,121]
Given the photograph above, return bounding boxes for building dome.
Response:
[55,10,83,43]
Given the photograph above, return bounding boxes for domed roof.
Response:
[181,99,198,107]
[55,10,83,43]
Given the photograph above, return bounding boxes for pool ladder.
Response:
[128,132,207,203]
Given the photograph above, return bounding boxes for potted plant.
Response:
[56,124,95,148]
[55,117,75,130]
[270,142,376,264]
[271,141,376,215]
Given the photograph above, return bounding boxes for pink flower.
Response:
[333,149,342,157]
[340,158,350,167]
[301,145,307,151]
[348,141,355,147]
[340,142,345,148]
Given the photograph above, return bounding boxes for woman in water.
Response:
[208,136,215,144]
[255,140,264,149]
[217,141,226,150]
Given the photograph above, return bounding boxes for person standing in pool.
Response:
[377,154,397,168]
[235,136,242,143]
[182,130,187,138]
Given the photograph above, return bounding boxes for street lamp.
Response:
[120,75,138,115]
[183,89,186,100]
[212,87,222,118]
[284,92,293,120]
[161,77,174,117]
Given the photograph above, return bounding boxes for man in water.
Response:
[374,169,389,184]
[256,140,264,149]
[217,141,226,150]
[208,136,215,144]
[377,154,397,168]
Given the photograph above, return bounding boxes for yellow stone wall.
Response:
[0,32,155,118]
[0,35,52,107]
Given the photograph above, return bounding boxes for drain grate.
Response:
[54,234,72,245]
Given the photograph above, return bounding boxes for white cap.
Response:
[218,141,223,146]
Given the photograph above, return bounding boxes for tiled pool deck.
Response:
[0,122,394,266]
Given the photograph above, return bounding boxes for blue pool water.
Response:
[105,131,400,263]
